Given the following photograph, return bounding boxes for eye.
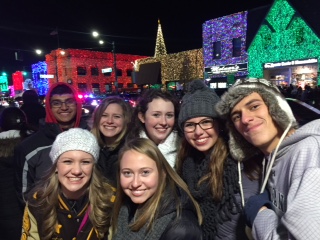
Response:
[231,114,240,123]
[166,113,174,118]
[82,160,93,165]
[184,122,193,128]
[61,160,73,164]
[153,113,161,117]
[250,104,260,110]
[114,115,122,119]
[121,171,132,177]
[142,170,150,176]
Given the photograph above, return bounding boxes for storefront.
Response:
[205,62,248,89]
[264,58,318,88]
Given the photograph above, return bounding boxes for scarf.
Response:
[182,154,241,239]
[113,205,176,240]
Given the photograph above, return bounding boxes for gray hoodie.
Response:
[252,119,320,239]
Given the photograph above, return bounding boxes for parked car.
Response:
[286,98,320,125]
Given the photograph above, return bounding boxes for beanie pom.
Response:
[188,79,207,93]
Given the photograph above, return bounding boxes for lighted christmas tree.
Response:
[154,19,167,58]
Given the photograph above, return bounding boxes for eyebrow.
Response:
[231,99,264,115]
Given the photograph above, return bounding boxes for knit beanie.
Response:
[178,80,220,129]
[215,78,298,161]
[49,128,99,163]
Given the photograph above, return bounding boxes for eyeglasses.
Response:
[183,118,215,133]
[51,98,77,108]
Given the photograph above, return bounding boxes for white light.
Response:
[99,40,104,45]
[60,50,65,55]
[92,31,99,37]
[35,49,42,55]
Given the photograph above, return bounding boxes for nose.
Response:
[132,174,141,188]
[60,102,68,110]
[106,116,113,124]
[241,111,254,124]
[194,124,204,135]
[71,162,82,175]
[159,116,167,125]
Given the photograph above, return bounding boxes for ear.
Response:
[138,112,145,123]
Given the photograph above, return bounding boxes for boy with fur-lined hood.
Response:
[216,78,320,239]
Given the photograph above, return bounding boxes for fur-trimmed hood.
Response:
[215,78,298,161]
[0,130,22,158]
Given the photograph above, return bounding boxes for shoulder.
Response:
[160,209,202,240]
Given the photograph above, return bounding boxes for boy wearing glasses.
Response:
[176,80,260,239]
[14,82,89,211]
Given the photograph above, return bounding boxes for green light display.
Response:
[0,75,9,92]
[248,0,320,85]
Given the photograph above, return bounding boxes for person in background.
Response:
[176,80,260,240]
[14,82,89,211]
[0,107,32,240]
[215,78,320,239]
[20,89,46,132]
[127,89,180,168]
[111,138,202,240]
[91,96,132,186]
[21,128,115,240]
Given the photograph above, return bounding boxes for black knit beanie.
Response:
[178,80,220,130]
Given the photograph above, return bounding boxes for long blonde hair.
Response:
[27,163,115,240]
[91,96,132,149]
[112,138,202,234]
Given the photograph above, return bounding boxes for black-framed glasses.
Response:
[183,118,215,133]
[51,98,77,108]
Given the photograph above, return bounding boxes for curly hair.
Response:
[126,89,181,141]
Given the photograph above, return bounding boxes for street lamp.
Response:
[92,31,118,94]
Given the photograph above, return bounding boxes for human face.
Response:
[99,103,125,144]
[184,117,219,154]
[56,151,94,200]
[120,149,159,205]
[51,94,77,129]
[231,92,282,155]
[138,98,175,145]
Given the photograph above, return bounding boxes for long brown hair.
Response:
[112,138,202,234]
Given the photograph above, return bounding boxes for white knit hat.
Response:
[215,78,298,161]
[49,128,100,163]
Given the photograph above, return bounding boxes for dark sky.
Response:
[0,0,273,74]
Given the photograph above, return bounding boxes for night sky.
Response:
[0,0,273,75]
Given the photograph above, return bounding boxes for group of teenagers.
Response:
[1,77,320,240]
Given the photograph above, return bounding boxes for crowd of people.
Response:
[0,79,319,240]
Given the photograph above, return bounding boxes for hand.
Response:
[244,190,272,228]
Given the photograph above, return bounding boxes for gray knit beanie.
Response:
[215,78,298,161]
[49,128,100,163]
[178,79,220,129]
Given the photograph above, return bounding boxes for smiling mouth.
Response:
[68,177,82,182]
[195,138,207,143]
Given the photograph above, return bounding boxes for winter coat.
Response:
[0,130,27,240]
[20,103,46,131]
[14,83,89,210]
[97,139,125,187]
[182,153,259,240]
[113,187,202,240]
[22,193,109,240]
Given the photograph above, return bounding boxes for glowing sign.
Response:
[264,58,318,69]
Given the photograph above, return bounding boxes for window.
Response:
[77,66,86,76]
[92,83,100,94]
[103,72,112,77]
[213,41,221,59]
[91,67,99,76]
[296,27,304,45]
[78,83,87,92]
[116,69,122,77]
[126,69,132,77]
[232,38,241,57]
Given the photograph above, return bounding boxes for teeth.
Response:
[196,138,207,143]
[69,178,81,181]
